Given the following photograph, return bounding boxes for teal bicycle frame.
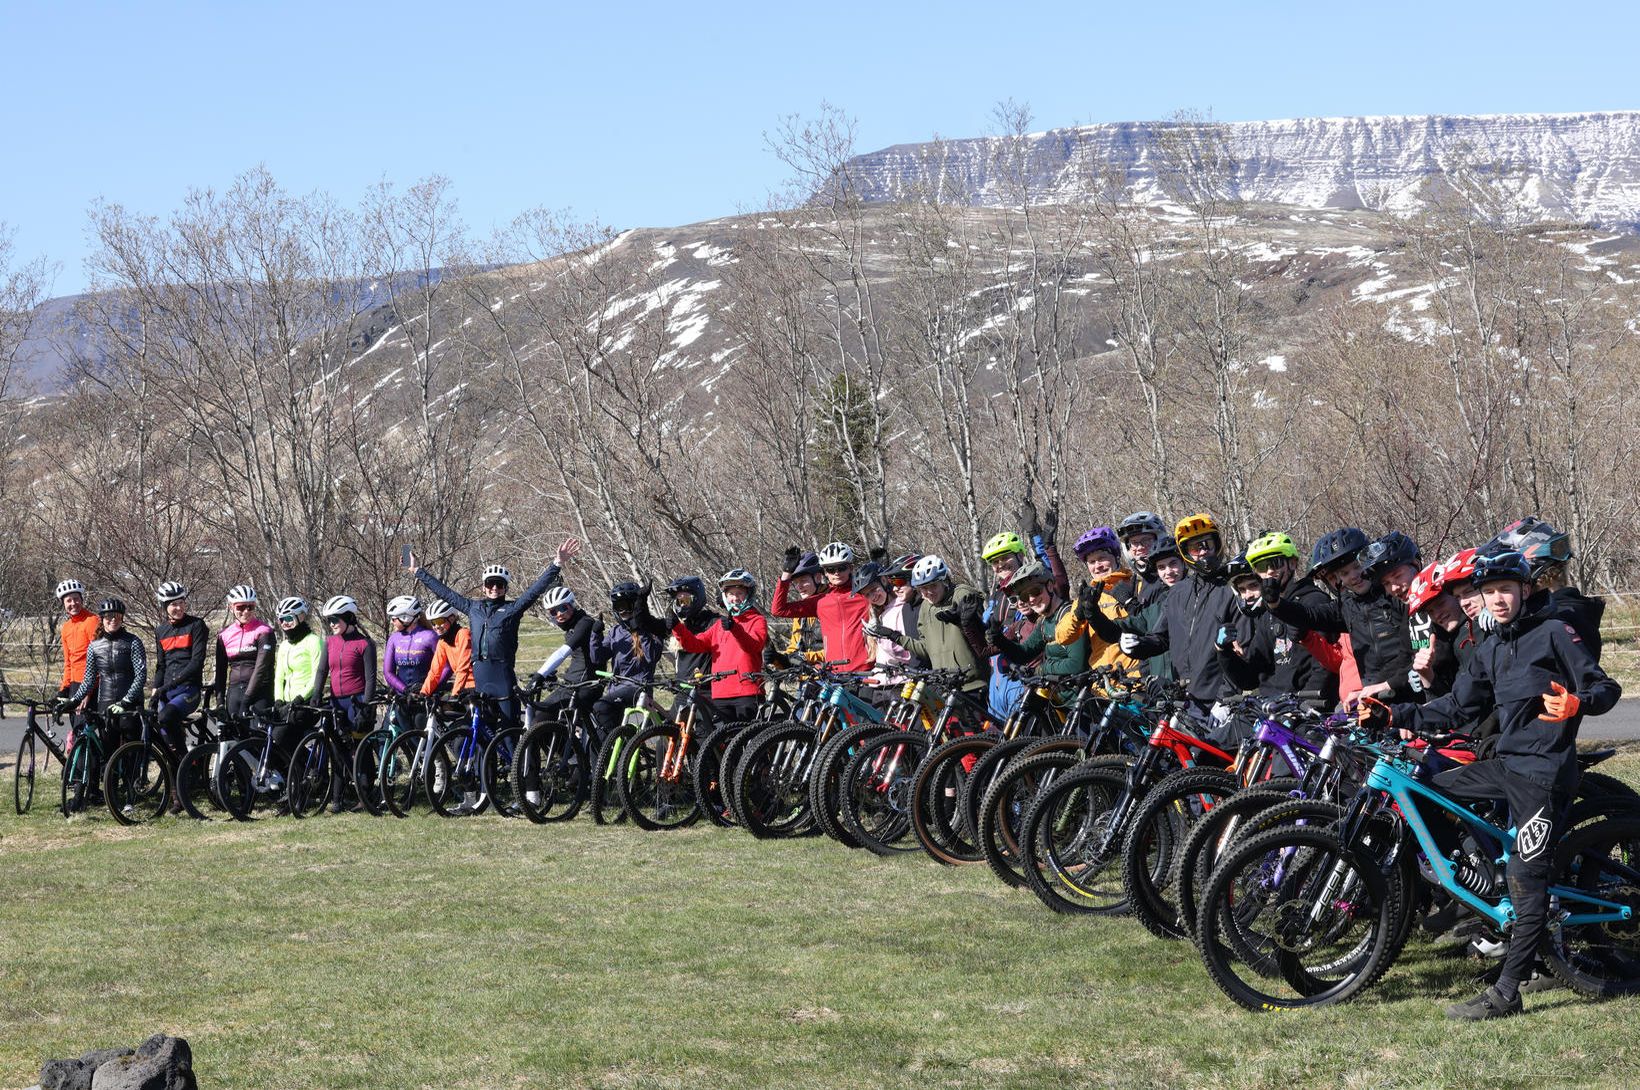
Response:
[1342,751,1633,929]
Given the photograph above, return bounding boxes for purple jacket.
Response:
[384,624,440,693]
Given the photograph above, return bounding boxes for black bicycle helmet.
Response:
[1471,551,1533,587]
[610,581,643,612]
[1311,527,1370,571]
[1357,531,1420,580]
[665,575,708,616]
[791,551,822,578]
[1149,535,1182,562]
[1223,552,1259,586]
[851,562,886,595]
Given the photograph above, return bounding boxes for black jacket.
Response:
[1127,571,1241,702]
[1271,582,1415,700]
[1394,591,1620,783]
[1221,578,1337,703]
[1548,586,1605,661]
[152,614,209,693]
[71,629,148,711]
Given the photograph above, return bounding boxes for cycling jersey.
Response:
[152,614,209,694]
[383,623,440,693]
[422,626,472,695]
[537,609,605,686]
[274,625,325,703]
[1125,571,1242,703]
[59,611,102,689]
[320,629,377,701]
[69,629,147,711]
[599,618,665,685]
[415,564,560,677]
[215,617,276,699]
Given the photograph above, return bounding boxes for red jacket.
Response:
[671,609,768,699]
[767,577,871,671]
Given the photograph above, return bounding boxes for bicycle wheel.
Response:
[912,735,997,864]
[1121,767,1240,940]
[429,728,487,817]
[977,748,1091,890]
[808,724,892,846]
[620,722,700,831]
[717,717,767,828]
[215,738,278,822]
[590,723,638,825]
[839,730,931,856]
[511,720,585,823]
[176,742,224,820]
[957,735,1044,843]
[1194,822,1398,1011]
[103,741,172,826]
[1174,788,1308,943]
[1019,765,1131,914]
[59,738,97,817]
[352,728,393,817]
[287,731,339,818]
[693,722,747,828]
[732,723,815,839]
[13,729,37,814]
[380,731,431,818]
[482,726,525,818]
[1543,814,1640,997]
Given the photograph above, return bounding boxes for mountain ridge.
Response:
[840,110,1640,225]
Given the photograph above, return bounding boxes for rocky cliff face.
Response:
[841,112,1640,225]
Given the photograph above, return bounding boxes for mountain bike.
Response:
[1196,730,1640,1010]
[512,678,604,823]
[618,671,732,830]
[589,672,665,825]
[1017,685,1236,914]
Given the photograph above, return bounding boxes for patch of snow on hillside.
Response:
[1263,354,1287,372]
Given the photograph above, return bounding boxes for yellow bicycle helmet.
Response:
[981,531,1027,562]
[1173,513,1220,548]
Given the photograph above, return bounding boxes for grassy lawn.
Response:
[5,751,1640,1090]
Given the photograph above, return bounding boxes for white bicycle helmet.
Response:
[156,581,188,603]
[321,594,358,619]
[542,586,577,612]
[910,555,950,588]
[55,578,85,599]
[817,542,855,567]
[226,584,257,605]
[481,563,511,585]
[424,599,456,622]
[385,594,422,622]
[276,596,309,620]
[719,568,757,613]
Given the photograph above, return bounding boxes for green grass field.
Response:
[5,751,1640,1090]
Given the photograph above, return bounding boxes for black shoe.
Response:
[1446,986,1523,1021]
[1519,970,1563,995]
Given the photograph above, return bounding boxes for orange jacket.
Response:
[421,626,473,695]
[60,611,102,688]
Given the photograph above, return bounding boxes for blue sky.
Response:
[4,0,1637,294]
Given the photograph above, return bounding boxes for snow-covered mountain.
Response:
[841,111,1640,225]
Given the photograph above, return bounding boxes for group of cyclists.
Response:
[37,504,1623,1021]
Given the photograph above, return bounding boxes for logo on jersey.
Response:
[1517,807,1552,862]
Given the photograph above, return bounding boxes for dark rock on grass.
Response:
[40,1047,133,1090]
[89,1035,195,1090]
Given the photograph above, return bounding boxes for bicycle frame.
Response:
[1342,754,1634,929]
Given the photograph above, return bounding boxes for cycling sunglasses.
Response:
[821,563,850,574]
[277,612,302,624]
[483,577,508,589]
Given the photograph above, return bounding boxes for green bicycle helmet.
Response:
[1246,531,1300,567]
[981,531,1027,562]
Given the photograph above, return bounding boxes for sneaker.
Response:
[1445,986,1523,1021]
[525,790,544,807]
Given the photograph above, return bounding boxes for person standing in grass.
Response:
[406,538,579,726]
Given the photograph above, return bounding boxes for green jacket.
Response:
[994,599,1089,677]
[275,626,325,703]
[897,582,989,691]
